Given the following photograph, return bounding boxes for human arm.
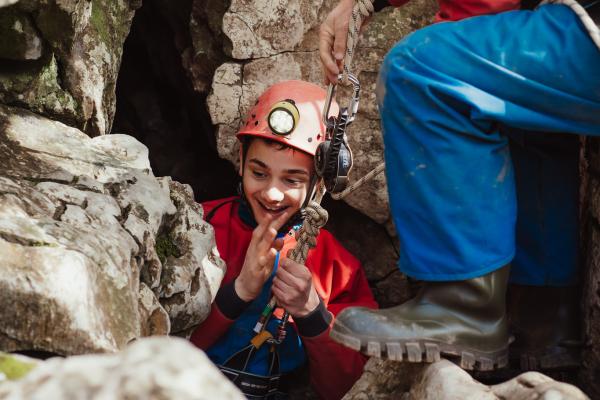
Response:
[190,209,291,349]
[290,232,378,399]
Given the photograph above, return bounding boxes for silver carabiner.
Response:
[321,73,361,127]
[346,73,360,124]
[322,75,342,128]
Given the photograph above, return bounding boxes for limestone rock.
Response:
[185,0,228,94]
[0,104,225,354]
[222,0,325,59]
[158,179,225,334]
[491,371,589,400]
[207,0,437,223]
[343,359,589,400]
[0,0,18,8]
[0,337,244,400]
[0,6,43,60]
[137,283,171,337]
[0,0,140,136]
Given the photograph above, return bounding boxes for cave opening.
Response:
[111,0,237,203]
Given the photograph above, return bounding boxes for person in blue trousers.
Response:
[320,0,600,371]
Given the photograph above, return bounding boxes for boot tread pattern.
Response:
[330,329,508,371]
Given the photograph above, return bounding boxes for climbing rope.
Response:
[342,0,376,83]
[254,0,382,343]
[335,0,386,200]
[331,161,385,200]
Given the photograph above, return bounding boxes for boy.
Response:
[190,80,377,399]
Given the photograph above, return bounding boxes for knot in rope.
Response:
[288,201,329,265]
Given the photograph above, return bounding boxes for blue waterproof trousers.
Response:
[378,4,600,285]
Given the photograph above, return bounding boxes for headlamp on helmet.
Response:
[268,100,299,136]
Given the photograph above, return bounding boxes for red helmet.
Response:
[237,80,339,156]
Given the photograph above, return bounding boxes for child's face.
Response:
[240,139,314,226]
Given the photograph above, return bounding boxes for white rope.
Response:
[540,0,600,50]
[331,161,385,199]
[342,0,376,83]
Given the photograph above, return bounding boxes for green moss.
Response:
[0,52,78,117]
[155,234,180,264]
[89,0,131,50]
[0,353,35,381]
[89,1,110,46]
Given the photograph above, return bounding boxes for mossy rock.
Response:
[156,234,180,265]
[0,353,36,381]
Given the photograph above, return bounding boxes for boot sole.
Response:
[330,327,509,372]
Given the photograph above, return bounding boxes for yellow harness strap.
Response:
[250,330,273,349]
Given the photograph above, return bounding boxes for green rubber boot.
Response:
[507,285,583,371]
[330,265,511,371]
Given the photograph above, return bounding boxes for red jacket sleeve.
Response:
[189,303,235,349]
[190,198,251,350]
[384,0,521,21]
[299,231,378,400]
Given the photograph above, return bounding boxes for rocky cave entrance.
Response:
[111,0,237,203]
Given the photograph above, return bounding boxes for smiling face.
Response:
[240,138,314,226]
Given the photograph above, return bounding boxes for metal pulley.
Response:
[315,73,360,194]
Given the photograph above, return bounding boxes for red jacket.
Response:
[190,197,378,400]
[388,0,520,20]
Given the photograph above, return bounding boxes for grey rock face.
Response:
[0,0,18,8]
[343,359,589,400]
[0,104,225,355]
[0,6,43,60]
[0,0,140,136]
[0,337,244,400]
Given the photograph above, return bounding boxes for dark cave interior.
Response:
[111,0,237,203]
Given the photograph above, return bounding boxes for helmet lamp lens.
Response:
[269,109,295,135]
[267,101,299,136]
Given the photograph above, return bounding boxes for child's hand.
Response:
[235,210,291,301]
[272,257,320,317]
